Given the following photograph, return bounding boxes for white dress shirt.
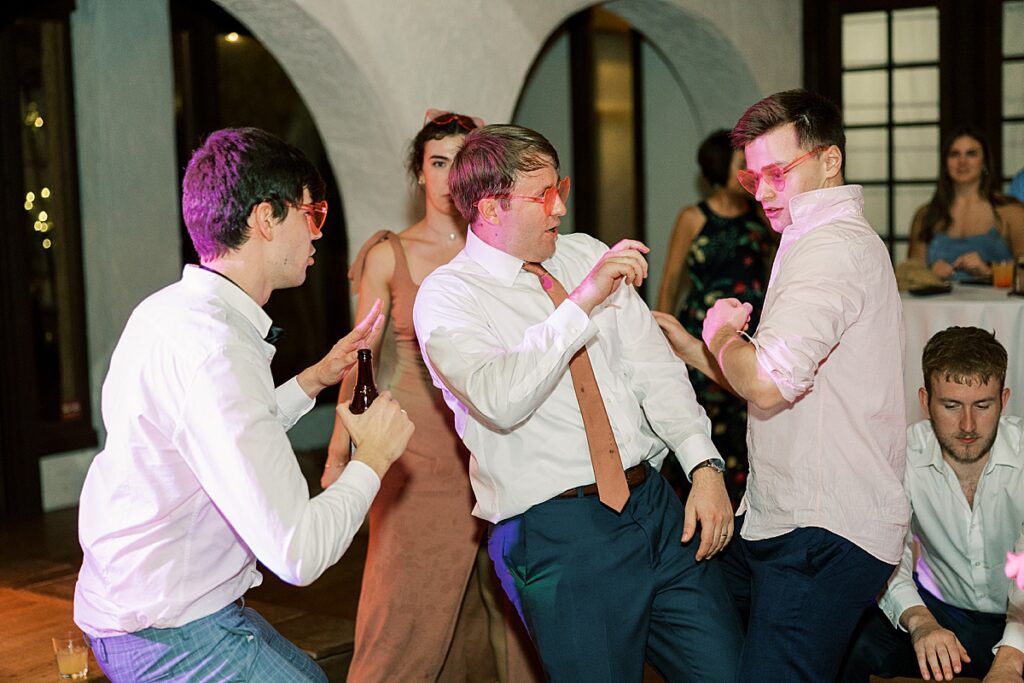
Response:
[879,417,1024,632]
[75,266,380,636]
[412,230,721,523]
[744,185,910,564]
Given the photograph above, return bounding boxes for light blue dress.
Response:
[927,227,1013,281]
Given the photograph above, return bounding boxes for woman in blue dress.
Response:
[908,127,1024,281]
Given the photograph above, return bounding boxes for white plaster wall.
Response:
[217,0,801,249]
[513,30,576,236]
[41,0,801,509]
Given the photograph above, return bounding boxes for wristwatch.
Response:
[691,458,725,476]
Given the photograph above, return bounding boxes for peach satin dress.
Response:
[345,231,539,683]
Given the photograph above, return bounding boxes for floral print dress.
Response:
[678,201,770,504]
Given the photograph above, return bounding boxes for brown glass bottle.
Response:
[349,348,378,414]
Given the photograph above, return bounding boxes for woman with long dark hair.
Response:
[908,127,1024,281]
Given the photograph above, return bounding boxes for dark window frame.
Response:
[0,0,96,517]
[804,0,1007,258]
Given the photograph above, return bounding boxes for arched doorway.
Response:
[171,0,350,394]
[514,0,761,306]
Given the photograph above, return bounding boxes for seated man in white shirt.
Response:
[74,127,414,683]
[413,124,743,682]
[840,326,1024,682]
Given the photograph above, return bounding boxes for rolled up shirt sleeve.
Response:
[753,232,867,403]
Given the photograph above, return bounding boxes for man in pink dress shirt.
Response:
[699,89,910,681]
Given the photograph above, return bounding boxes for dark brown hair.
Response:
[182,127,324,260]
[449,124,559,224]
[731,88,845,159]
[922,326,1007,394]
[916,126,1011,244]
[697,129,734,188]
[406,112,480,181]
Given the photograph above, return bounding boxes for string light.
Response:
[225,32,239,42]
[24,200,34,210]
[25,191,35,201]
[38,210,48,221]
[42,238,52,249]
[40,187,50,198]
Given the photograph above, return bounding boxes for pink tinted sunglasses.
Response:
[736,146,826,195]
[481,177,571,216]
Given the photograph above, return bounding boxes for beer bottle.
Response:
[349,348,378,414]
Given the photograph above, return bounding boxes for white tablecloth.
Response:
[901,285,1024,422]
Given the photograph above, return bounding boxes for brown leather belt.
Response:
[556,463,648,498]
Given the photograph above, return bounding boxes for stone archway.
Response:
[513,0,764,301]
[606,0,762,133]
[211,0,409,246]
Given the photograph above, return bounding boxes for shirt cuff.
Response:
[277,377,316,426]
[995,623,1024,656]
[880,586,924,632]
[674,433,723,480]
[551,298,596,343]
[751,337,808,403]
[333,459,382,498]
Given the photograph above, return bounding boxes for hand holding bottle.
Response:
[338,390,414,480]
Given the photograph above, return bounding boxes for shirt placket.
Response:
[948,467,989,601]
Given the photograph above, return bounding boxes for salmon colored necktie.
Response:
[523,262,629,512]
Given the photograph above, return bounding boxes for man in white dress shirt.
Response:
[695,89,910,681]
[841,326,1024,682]
[413,124,742,682]
[74,127,413,682]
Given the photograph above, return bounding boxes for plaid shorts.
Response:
[86,602,327,682]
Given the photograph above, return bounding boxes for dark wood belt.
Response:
[555,463,648,498]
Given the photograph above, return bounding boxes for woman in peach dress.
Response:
[324,111,539,683]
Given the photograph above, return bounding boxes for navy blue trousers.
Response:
[718,520,895,682]
[488,465,743,682]
[839,579,1005,681]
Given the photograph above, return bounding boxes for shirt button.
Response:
[974,561,982,567]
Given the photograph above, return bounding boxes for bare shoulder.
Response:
[997,200,1024,224]
[675,204,707,237]
[360,235,397,283]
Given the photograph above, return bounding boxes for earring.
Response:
[418,177,425,186]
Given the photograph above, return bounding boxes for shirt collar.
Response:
[988,418,1023,470]
[783,184,865,243]
[182,264,275,341]
[916,417,1023,472]
[465,228,529,286]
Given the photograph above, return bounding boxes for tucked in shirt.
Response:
[75,266,380,636]
[744,184,910,564]
[412,230,721,523]
[879,417,1024,634]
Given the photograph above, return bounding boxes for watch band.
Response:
[692,458,725,475]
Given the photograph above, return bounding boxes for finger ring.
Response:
[720,532,729,537]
